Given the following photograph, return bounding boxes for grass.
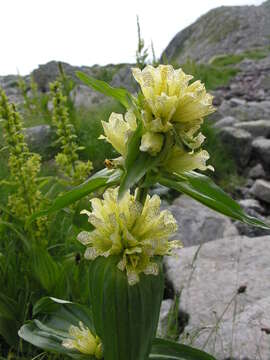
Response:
[210,48,269,67]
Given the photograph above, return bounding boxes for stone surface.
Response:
[24,125,54,159]
[165,235,270,359]
[252,137,270,168]
[248,164,266,179]
[251,179,270,204]
[218,126,252,167]
[162,1,270,63]
[157,299,173,337]
[218,100,270,122]
[235,119,270,138]
[70,85,107,108]
[214,116,238,129]
[168,195,238,247]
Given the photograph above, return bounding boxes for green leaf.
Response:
[19,297,95,359]
[89,256,164,360]
[0,294,20,347]
[31,248,61,293]
[124,120,143,171]
[29,168,122,221]
[76,71,132,109]
[159,171,270,230]
[119,151,159,199]
[150,338,216,360]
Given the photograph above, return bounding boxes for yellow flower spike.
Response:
[78,187,182,285]
[62,321,103,358]
[99,110,137,156]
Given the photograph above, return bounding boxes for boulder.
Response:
[213,116,238,129]
[218,100,270,122]
[251,179,270,204]
[168,195,238,247]
[248,164,266,179]
[235,119,270,138]
[252,137,270,168]
[165,235,270,359]
[70,85,107,108]
[157,299,173,338]
[218,127,252,167]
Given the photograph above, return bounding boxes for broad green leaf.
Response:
[89,256,164,360]
[124,119,143,171]
[29,168,122,221]
[119,151,160,200]
[0,293,19,320]
[31,248,61,293]
[0,316,19,347]
[19,297,95,359]
[76,71,131,109]
[150,338,216,360]
[159,171,270,230]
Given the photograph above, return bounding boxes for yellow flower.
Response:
[99,110,137,156]
[132,65,215,131]
[163,146,214,174]
[140,131,164,155]
[62,321,102,358]
[78,187,182,285]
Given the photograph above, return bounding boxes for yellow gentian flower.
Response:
[62,321,102,358]
[99,110,137,156]
[78,187,182,285]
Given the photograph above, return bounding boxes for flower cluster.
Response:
[62,321,102,358]
[78,187,181,285]
[100,64,215,174]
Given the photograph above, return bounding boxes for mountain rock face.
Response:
[162,0,270,64]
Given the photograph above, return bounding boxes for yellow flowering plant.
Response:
[19,64,270,360]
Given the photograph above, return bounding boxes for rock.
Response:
[162,1,270,63]
[248,164,266,179]
[71,85,107,108]
[168,195,238,247]
[165,235,270,359]
[24,125,54,159]
[251,179,270,204]
[111,65,137,93]
[214,116,238,129]
[219,127,252,167]
[252,137,270,168]
[218,100,270,122]
[157,299,173,337]
[238,198,264,214]
[235,119,270,138]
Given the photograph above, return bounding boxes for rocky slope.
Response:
[162,0,270,64]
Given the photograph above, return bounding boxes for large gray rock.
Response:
[235,119,270,138]
[165,235,270,359]
[218,126,252,167]
[213,116,238,129]
[252,137,270,168]
[71,85,107,108]
[24,125,54,159]
[162,1,270,63]
[248,163,266,179]
[218,100,270,122]
[168,195,238,247]
[251,179,270,204]
[157,299,173,338]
